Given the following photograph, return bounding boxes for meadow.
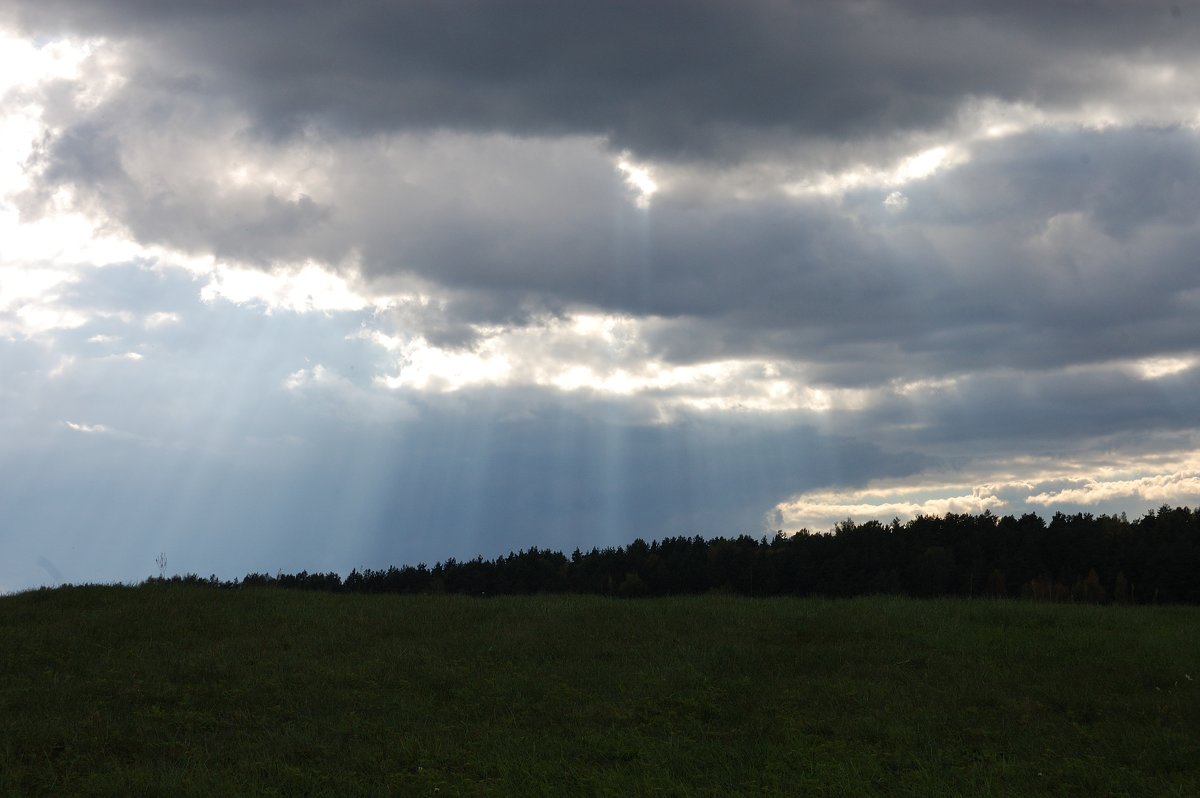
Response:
[1,586,1197,796]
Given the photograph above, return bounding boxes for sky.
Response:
[2,0,1200,593]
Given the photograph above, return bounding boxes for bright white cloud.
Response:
[773,486,1007,531]
[773,448,1200,532]
[64,420,111,434]
[0,266,76,308]
[1026,472,1200,507]
[376,337,514,393]
[368,311,887,417]
[616,155,658,209]
[200,261,384,314]
[783,143,970,198]
[1135,355,1196,380]
[10,302,88,335]
[143,311,179,328]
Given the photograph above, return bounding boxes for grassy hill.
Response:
[2,586,1198,796]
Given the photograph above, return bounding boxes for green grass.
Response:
[1,587,1198,796]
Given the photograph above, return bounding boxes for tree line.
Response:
[150,506,1200,603]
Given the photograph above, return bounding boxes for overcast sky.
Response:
[3,1,1200,592]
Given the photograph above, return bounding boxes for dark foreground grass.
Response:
[1,587,1197,796]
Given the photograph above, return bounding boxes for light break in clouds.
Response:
[2,1,1200,592]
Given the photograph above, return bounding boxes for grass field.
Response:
[1,586,1198,796]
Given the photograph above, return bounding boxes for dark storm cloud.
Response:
[640,126,1200,381]
[894,127,1200,237]
[14,0,1200,373]
[860,365,1200,454]
[9,0,1198,159]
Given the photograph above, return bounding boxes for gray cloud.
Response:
[9,0,1199,161]
[861,366,1200,456]
[25,82,1200,385]
[14,1,1200,378]
[893,127,1200,237]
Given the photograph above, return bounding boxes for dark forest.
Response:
[152,506,1200,604]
